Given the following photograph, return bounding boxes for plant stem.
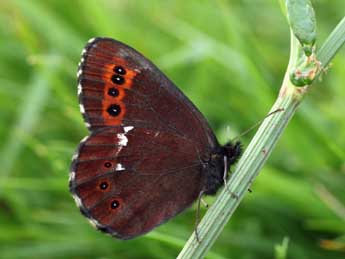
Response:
[177,74,299,259]
[177,15,345,259]
[317,16,345,67]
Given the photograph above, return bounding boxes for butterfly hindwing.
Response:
[70,126,203,239]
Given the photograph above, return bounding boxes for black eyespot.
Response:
[111,200,119,209]
[111,75,125,85]
[107,104,121,117]
[107,87,119,97]
[104,162,112,168]
[100,182,108,190]
[113,66,126,75]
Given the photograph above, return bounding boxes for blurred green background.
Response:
[0,0,344,258]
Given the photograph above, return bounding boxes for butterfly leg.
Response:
[223,156,228,187]
[200,197,209,208]
[194,190,206,243]
[223,156,240,199]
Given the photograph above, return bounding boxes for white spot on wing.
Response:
[77,83,82,95]
[77,69,82,77]
[89,217,102,228]
[79,104,85,114]
[72,194,83,208]
[78,57,84,67]
[85,122,91,128]
[114,126,134,155]
[69,171,75,182]
[72,153,78,161]
[88,37,97,44]
[124,126,134,133]
[116,163,125,171]
[80,136,88,143]
[117,133,128,146]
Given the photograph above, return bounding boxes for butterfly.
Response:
[69,37,242,240]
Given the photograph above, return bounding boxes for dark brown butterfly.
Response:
[69,37,242,240]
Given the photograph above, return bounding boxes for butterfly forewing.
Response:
[77,38,218,151]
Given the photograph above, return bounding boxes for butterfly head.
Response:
[222,141,242,167]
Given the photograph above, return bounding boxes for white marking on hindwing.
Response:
[114,126,135,160]
[77,57,84,68]
[124,126,134,133]
[72,194,83,208]
[117,133,128,146]
[80,136,89,143]
[116,163,125,171]
[77,83,82,95]
[72,153,78,161]
[77,69,82,77]
[88,217,103,229]
[69,171,75,182]
[79,104,85,114]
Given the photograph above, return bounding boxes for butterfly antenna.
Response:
[231,108,284,143]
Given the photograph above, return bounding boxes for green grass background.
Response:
[0,0,345,258]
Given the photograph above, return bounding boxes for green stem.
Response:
[317,16,345,67]
[177,15,345,259]
[177,74,299,259]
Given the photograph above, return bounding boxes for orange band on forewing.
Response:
[101,63,138,126]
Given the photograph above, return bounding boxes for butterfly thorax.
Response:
[203,141,242,195]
